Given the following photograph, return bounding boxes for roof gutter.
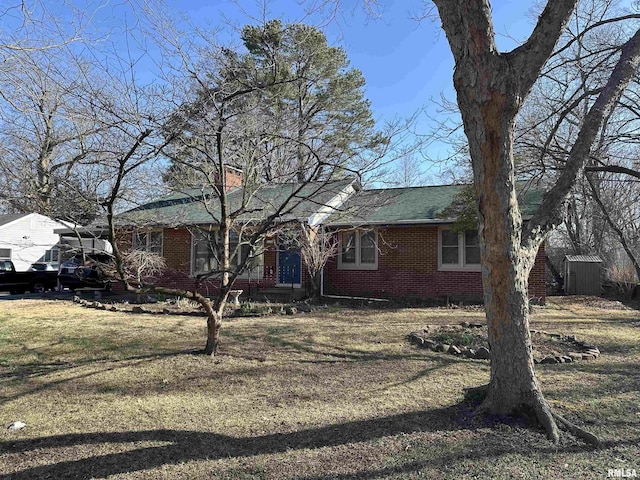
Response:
[54,225,111,238]
[325,215,535,228]
[326,218,455,227]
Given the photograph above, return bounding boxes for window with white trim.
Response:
[191,230,262,276]
[338,229,377,270]
[43,247,59,263]
[133,230,163,255]
[439,228,481,271]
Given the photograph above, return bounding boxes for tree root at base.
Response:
[552,412,601,446]
[463,384,489,403]
[464,384,600,446]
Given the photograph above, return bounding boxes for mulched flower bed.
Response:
[408,322,601,364]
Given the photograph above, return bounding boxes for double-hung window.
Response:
[439,228,481,271]
[192,230,218,275]
[230,232,262,272]
[133,230,163,255]
[338,229,377,270]
[191,229,262,276]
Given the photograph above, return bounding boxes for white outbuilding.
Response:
[0,213,69,271]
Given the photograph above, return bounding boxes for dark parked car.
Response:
[0,260,58,294]
[58,254,113,291]
[29,262,59,272]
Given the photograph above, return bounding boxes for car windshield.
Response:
[61,258,82,267]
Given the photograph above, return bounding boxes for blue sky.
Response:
[179,0,538,172]
[7,1,636,181]
[1,1,547,180]
[182,0,536,111]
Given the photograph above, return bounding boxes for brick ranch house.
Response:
[109,178,547,304]
[113,178,359,298]
[323,185,546,303]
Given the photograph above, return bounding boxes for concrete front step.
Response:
[246,287,306,302]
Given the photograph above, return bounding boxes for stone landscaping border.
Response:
[408,322,600,364]
[73,296,204,316]
[72,296,316,317]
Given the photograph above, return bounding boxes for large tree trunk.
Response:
[432,0,579,441]
[463,69,558,438]
[478,242,558,440]
[433,0,640,444]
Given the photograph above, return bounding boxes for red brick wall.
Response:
[323,225,547,303]
[139,227,280,296]
[117,224,546,303]
[529,243,547,303]
[224,169,243,190]
[162,228,191,271]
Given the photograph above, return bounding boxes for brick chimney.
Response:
[216,166,243,192]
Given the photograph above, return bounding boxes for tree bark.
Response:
[478,247,559,441]
[464,76,559,439]
[439,4,563,438]
[586,164,640,179]
[432,0,573,441]
[203,301,223,356]
[434,0,640,444]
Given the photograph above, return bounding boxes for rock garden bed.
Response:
[72,294,318,317]
[408,322,601,364]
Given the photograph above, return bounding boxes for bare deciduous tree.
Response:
[515,0,640,286]
[432,0,640,443]
[98,14,395,356]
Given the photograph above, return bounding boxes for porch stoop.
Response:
[247,287,306,303]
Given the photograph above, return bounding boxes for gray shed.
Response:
[563,255,603,295]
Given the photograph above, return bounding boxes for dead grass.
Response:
[0,296,638,479]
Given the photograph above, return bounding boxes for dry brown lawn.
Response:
[0,296,638,479]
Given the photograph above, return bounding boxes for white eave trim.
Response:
[325,215,534,227]
[326,218,455,227]
[0,213,74,232]
[307,183,359,227]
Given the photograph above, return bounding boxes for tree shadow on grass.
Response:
[260,331,427,363]
[294,436,640,480]
[0,407,462,479]
[543,359,640,399]
[2,404,632,480]
[0,349,195,405]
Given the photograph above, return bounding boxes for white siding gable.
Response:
[0,213,68,271]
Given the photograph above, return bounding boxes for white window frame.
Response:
[438,227,481,272]
[337,229,378,271]
[132,229,163,255]
[190,229,263,278]
[44,247,59,263]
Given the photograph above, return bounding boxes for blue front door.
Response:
[278,248,301,285]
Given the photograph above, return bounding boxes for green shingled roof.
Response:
[327,183,544,225]
[120,180,544,227]
[119,178,357,226]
